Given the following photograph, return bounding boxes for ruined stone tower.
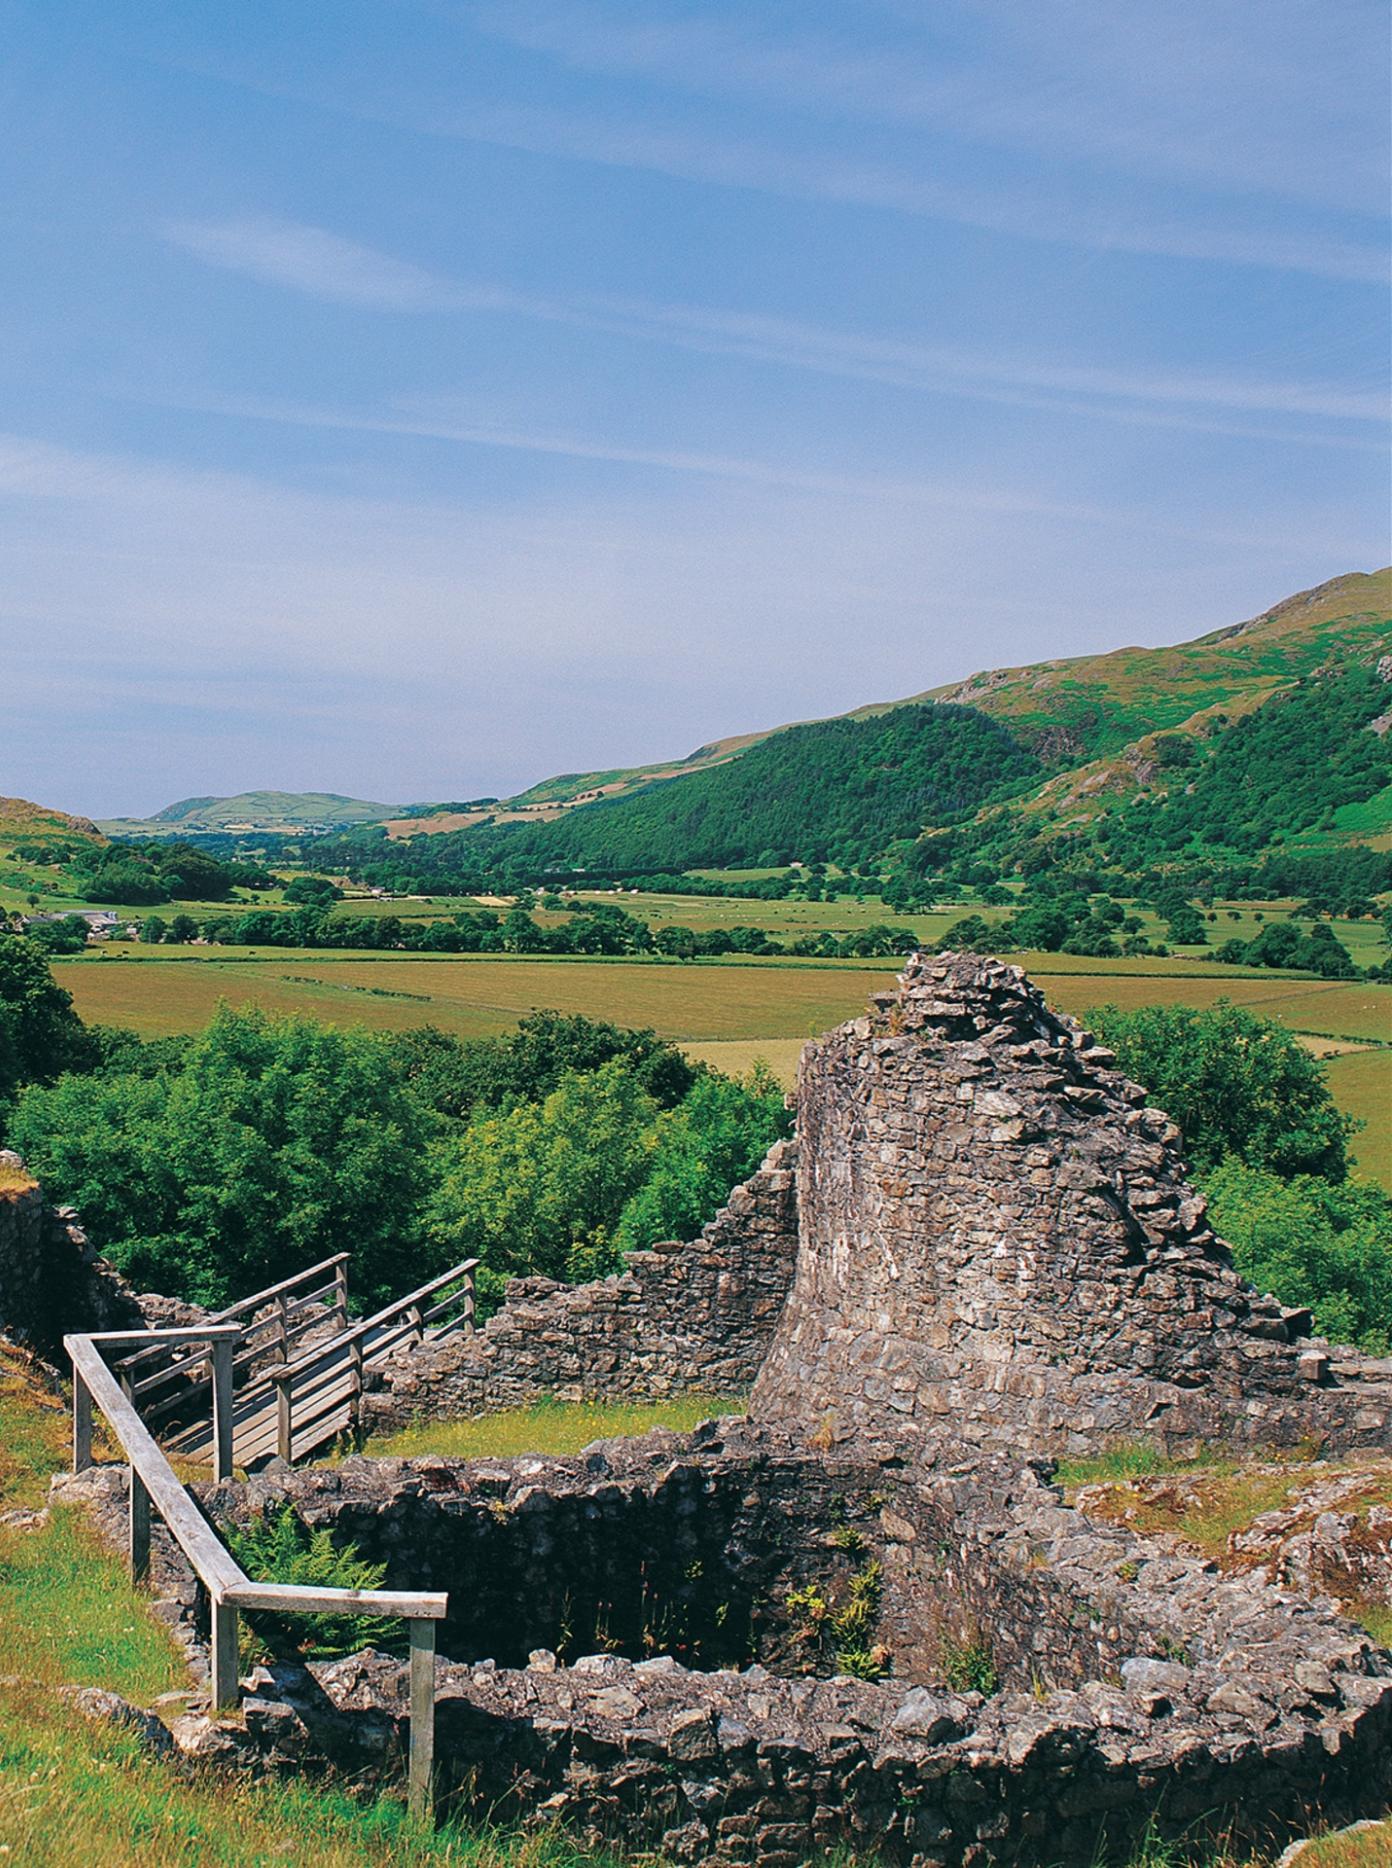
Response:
[751,952,1392,1455]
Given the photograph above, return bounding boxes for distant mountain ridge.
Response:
[99,790,401,836]
[369,568,1386,840]
[83,568,1392,869]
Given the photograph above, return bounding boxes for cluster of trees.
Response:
[0,935,93,1109]
[134,898,919,963]
[944,889,1194,960]
[890,663,1391,907]
[0,934,789,1311]
[23,914,103,956]
[1088,1001,1388,1350]
[1214,919,1357,979]
[67,840,274,906]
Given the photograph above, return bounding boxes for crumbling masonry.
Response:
[31,954,1392,1864]
[752,951,1392,1456]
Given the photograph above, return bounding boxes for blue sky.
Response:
[2,0,1388,817]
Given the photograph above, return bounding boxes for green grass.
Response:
[0,1345,183,1700]
[0,1348,652,1865]
[356,1394,745,1462]
[0,1684,640,1867]
[1293,1822,1392,1868]
[1323,1048,1392,1185]
[1051,1442,1223,1488]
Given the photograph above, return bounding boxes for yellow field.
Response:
[54,951,1392,1045]
[52,954,898,1043]
[48,948,1391,1188]
[1323,1049,1392,1185]
[1035,968,1392,1042]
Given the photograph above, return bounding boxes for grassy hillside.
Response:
[374,570,1390,879]
[0,796,105,855]
[0,798,108,909]
[388,567,1390,848]
[910,568,1392,765]
[99,791,400,836]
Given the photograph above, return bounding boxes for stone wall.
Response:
[363,1140,798,1430]
[0,1149,147,1351]
[751,953,1392,1458]
[63,1419,1392,1866]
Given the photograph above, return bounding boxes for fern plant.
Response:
[225,1505,401,1660]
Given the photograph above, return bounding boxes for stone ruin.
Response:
[41,956,1392,1863]
[752,952,1392,1455]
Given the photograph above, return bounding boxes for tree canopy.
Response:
[0,933,91,1110]
[1086,1000,1352,1181]
[9,1005,433,1305]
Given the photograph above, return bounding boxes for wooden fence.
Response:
[67,1321,448,1815]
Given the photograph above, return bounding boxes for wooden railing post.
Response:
[276,1291,290,1361]
[210,1594,240,1710]
[275,1371,293,1463]
[211,1336,236,1481]
[462,1266,476,1334]
[72,1371,93,1473]
[348,1335,365,1439]
[129,1469,151,1582]
[333,1258,349,1331]
[408,1617,437,1820]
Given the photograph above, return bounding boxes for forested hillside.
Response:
[366,704,1041,876]
[908,661,1392,895]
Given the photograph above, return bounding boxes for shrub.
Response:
[1203,1158,1392,1353]
[614,1065,789,1252]
[10,1005,432,1306]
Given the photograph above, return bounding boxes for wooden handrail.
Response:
[263,1261,478,1387]
[111,1254,351,1375]
[67,1332,245,1597]
[66,1318,444,1817]
[226,1580,447,1617]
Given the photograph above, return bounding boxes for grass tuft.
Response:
[353,1394,745,1463]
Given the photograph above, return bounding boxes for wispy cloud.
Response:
[129,393,1377,557]
[180,63,1389,286]
[162,216,1386,441]
[161,217,462,310]
[469,0,1390,217]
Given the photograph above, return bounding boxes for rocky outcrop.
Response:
[751,953,1392,1457]
[363,1140,798,1429]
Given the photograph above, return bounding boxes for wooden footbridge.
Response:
[66,1253,479,1814]
[109,1253,479,1469]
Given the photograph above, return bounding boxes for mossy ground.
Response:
[1058,1437,1392,1651]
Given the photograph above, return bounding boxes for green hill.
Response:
[360,570,1388,887]
[100,791,400,836]
[906,568,1392,766]
[449,703,1041,873]
[0,799,109,914]
[386,569,1391,845]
